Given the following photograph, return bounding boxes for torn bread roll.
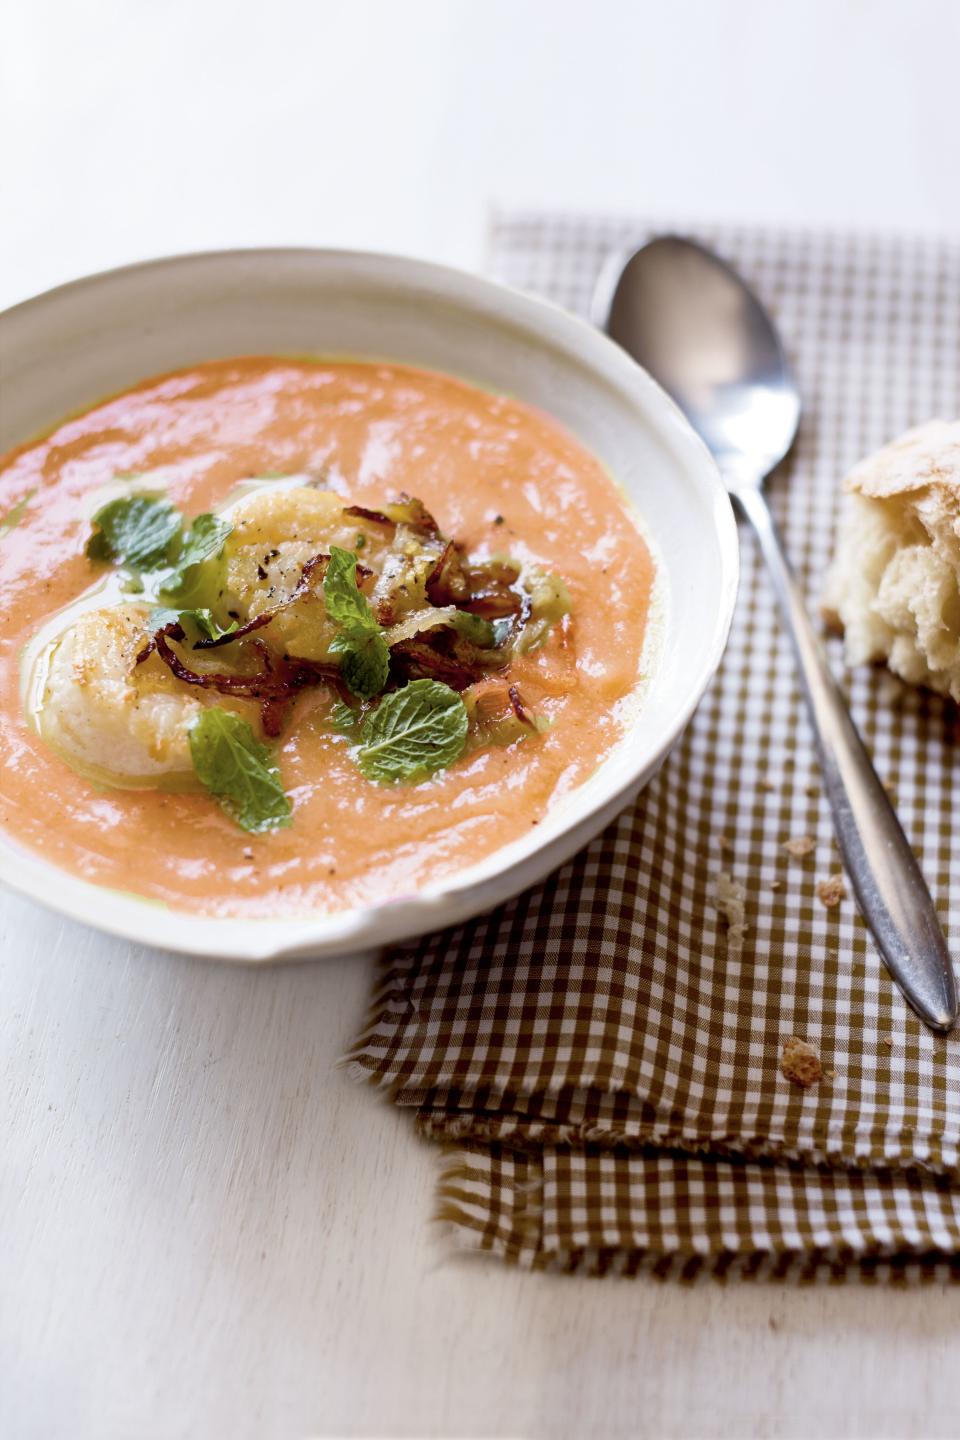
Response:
[823,420,960,699]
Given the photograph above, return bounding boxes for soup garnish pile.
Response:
[61,484,570,831]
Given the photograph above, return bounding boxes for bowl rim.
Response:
[0,245,740,960]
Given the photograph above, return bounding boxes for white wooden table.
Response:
[3,3,960,1435]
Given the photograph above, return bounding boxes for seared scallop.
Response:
[34,604,254,787]
[221,487,389,660]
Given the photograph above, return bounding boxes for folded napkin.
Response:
[346,214,960,1278]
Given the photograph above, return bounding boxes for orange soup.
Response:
[0,359,655,917]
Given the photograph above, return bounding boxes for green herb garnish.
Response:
[356,679,468,783]
[448,611,496,647]
[323,544,378,630]
[86,493,232,608]
[87,494,182,572]
[188,708,291,833]
[323,545,390,700]
[148,606,239,643]
[158,513,233,606]
[0,489,36,539]
[337,632,391,699]
[329,699,360,734]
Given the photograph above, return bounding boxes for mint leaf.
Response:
[331,629,390,698]
[87,494,181,571]
[329,700,359,733]
[149,606,239,643]
[176,513,233,570]
[0,489,36,539]
[85,495,231,611]
[449,611,495,647]
[186,609,239,642]
[159,513,232,607]
[356,679,468,783]
[323,545,376,630]
[324,545,390,699]
[148,605,182,630]
[188,708,291,833]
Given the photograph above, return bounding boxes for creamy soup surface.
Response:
[0,358,656,918]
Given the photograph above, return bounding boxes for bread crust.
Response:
[844,419,960,500]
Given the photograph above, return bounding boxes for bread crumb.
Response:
[781,1037,823,1088]
[783,835,816,858]
[760,778,776,793]
[817,874,846,908]
[716,833,732,853]
[882,1035,894,1047]
[711,871,747,964]
[770,879,782,891]
[877,672,905,707]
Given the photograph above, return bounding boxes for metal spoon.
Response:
[593,234,958,1033]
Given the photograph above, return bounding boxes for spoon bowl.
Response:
[594,236,800,482]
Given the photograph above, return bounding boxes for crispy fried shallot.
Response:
[344,493,440,537]
[136,624,342,736]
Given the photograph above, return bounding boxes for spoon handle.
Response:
[735,481,957,1032]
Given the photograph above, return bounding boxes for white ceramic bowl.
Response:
[0,248,738,961]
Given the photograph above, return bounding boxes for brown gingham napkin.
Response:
[346,214,960,1278]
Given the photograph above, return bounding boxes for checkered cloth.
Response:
[346,214,960,1278]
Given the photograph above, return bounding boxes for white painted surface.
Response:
[2,2,959,1435]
